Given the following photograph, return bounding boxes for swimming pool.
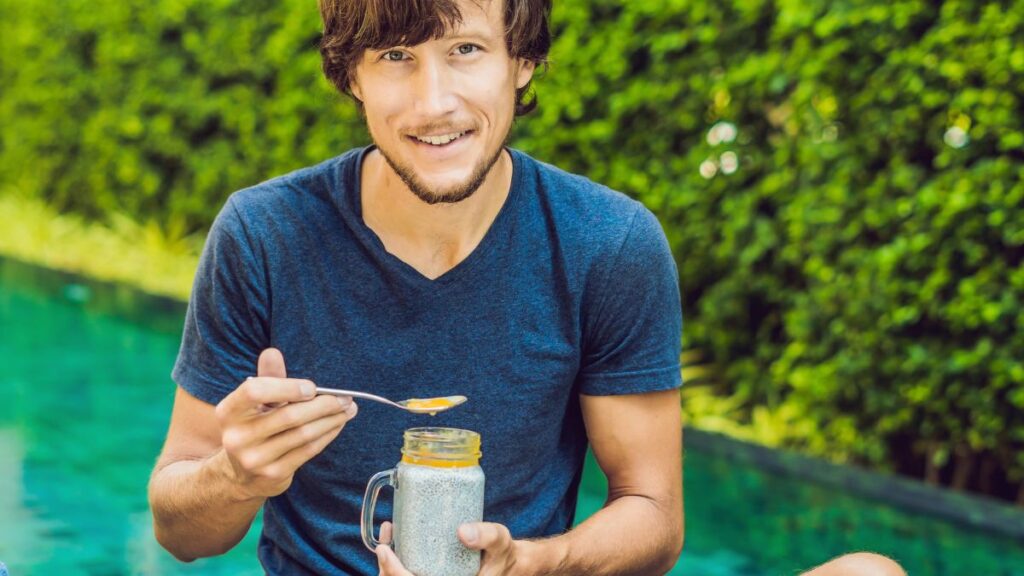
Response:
[1,256,1021,575]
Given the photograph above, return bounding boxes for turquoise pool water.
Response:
[1,257,1022,575]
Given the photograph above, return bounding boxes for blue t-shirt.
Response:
[172,146,682,575]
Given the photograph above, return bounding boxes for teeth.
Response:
[414,131,466,146]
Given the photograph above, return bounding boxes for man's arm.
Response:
[148,348,357,561]
[515,388,683,575]
[148,386,264,560]
[555,388,683,573]
[390,388,682,576]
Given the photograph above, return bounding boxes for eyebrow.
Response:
[366,27,498,52]
[377,32,496,49]
[445,20,501,43]
[450,32,497,44]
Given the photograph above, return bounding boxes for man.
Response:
[148,1,905,575]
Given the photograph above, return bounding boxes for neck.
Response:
[359,148,513,278]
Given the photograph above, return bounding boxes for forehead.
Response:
[445,0,501,32]
[357,0,504,50]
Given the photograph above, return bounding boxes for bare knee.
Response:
[805,552,906,576]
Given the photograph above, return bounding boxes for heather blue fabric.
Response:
[172,146,682,575]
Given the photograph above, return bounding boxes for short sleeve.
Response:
[171,196,270,405]
[578,206,683,395]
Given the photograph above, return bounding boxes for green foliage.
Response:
[2,0,1022,498]
[0,0,366,231]
[516,0,1024,495]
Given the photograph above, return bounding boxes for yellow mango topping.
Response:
[405,397,456,411]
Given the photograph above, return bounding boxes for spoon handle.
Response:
[315,387,402,408]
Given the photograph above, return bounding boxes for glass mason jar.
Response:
[361,427,486,576]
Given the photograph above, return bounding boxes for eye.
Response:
[456,44,480,55]
[381,50,407,62]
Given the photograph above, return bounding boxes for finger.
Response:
[254,415,347,485]
[380,521,393,545]
[255,402,358,468]
[458,522,511,552]
[219,377,318,420]
[258,347,287,378]
[254,349,289,412]
[257,394,353,438]
[376,542,414,576]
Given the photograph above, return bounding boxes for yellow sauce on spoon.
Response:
[404,396,463,415]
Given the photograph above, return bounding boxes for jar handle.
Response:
[361,468,396,552]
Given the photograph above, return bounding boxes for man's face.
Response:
[350,0,535,204]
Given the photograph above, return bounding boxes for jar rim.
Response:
[401,427,482,463]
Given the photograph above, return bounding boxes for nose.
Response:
[412,55,458,118]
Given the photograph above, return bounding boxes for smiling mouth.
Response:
[410,130,472,146]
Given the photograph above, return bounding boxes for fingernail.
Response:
[461,525,478,544]
[337,396,352,408]
[300,382,315,398]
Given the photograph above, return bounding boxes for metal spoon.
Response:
[315,386,467,415]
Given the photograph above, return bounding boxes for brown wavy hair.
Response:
[318,0,551,116]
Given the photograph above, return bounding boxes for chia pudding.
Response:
[393,460,485,576]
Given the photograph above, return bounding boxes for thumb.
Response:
[258,347,287,379]
[458,522,511,552]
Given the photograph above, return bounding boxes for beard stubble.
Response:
[375,133,508,205]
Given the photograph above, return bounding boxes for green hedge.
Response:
[525,0,1024,501]
[3,0,1022,502]
[0,0,365,229]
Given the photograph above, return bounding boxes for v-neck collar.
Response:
[341,145,524,290]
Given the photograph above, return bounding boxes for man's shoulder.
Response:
[514,149,641,215]
[226,148,362,217]
[512,149,652,248]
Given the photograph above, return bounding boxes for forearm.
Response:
[148,450,265,561]
[521,493,683,576]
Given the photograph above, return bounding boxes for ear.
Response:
[515,59,537,90]
[350,74,364,102]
